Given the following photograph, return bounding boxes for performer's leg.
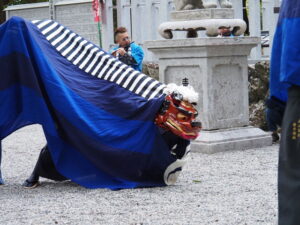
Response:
[0,141,4,185]
[278,86,300,225]
[22,145,67,188]
[161,130,190,159]
[22,146,44,189]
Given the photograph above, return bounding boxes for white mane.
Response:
[163,83,199,104]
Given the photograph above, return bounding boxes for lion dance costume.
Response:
[0,17,201,189]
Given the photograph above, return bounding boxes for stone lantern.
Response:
[145,1,272,153]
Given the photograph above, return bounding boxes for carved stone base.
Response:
[160,8,246,39]
[191,127,272,154]
[159,18,247,38]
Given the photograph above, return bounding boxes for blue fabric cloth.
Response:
[0,17,177,190]
[110,42,144,71]
[270,0,300,102]
[0,141,3,185]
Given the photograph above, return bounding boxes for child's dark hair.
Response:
[114,27,127,37]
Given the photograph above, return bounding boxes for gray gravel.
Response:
[0,125,278,225]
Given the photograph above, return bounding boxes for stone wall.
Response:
[55,2,99,45]
[5,2,49,21]
[248,61,270,130]
[4,0,115,51]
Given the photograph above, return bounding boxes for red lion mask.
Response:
[155,92,201,140]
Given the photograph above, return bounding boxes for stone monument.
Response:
[159,0,245,39]
[145,1,272,153]
[174,0,233,11]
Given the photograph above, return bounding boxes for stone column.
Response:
[231,0,243,19]
[248,0,262,60]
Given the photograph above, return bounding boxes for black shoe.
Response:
[272,131,280,143]
[0,170,4,185]
[22,179,40,189]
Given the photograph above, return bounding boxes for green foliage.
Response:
[0,0,48,24]
[193,180,202,183]
[248,62,270,130]
[6,0,48,6]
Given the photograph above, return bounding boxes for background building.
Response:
[3,0,281,61]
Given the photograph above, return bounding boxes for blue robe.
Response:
[0,17,186,189]
[272,1,300,224]
[270,0,300,103]
[110,42,144,71]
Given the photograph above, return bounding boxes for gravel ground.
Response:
[0,125,278,225]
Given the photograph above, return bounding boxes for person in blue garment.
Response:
[271,1,300,224]
[218,26,233,37]
[110,27,144,72]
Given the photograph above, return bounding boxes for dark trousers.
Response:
[33,145,66,181]
[266,96,286,131]
[278,85,300,225]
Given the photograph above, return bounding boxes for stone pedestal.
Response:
[191,127,271,154]
[145,37,272,153]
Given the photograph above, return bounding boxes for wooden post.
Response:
[131,0,138,43]
[232,0,243,19]
[144,0,153,41]
[49,0,55,20]
[117,0,132,37]
[101,0,114,51]
[248,0,262,60]
[116,0,123,27]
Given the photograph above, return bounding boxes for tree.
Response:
[0,0,10,24]
[243,0,249,35]
[0,0,48,24]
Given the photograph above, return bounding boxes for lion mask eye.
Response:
[177,113,189,121]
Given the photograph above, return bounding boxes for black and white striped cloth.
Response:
[32,20,165,100]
